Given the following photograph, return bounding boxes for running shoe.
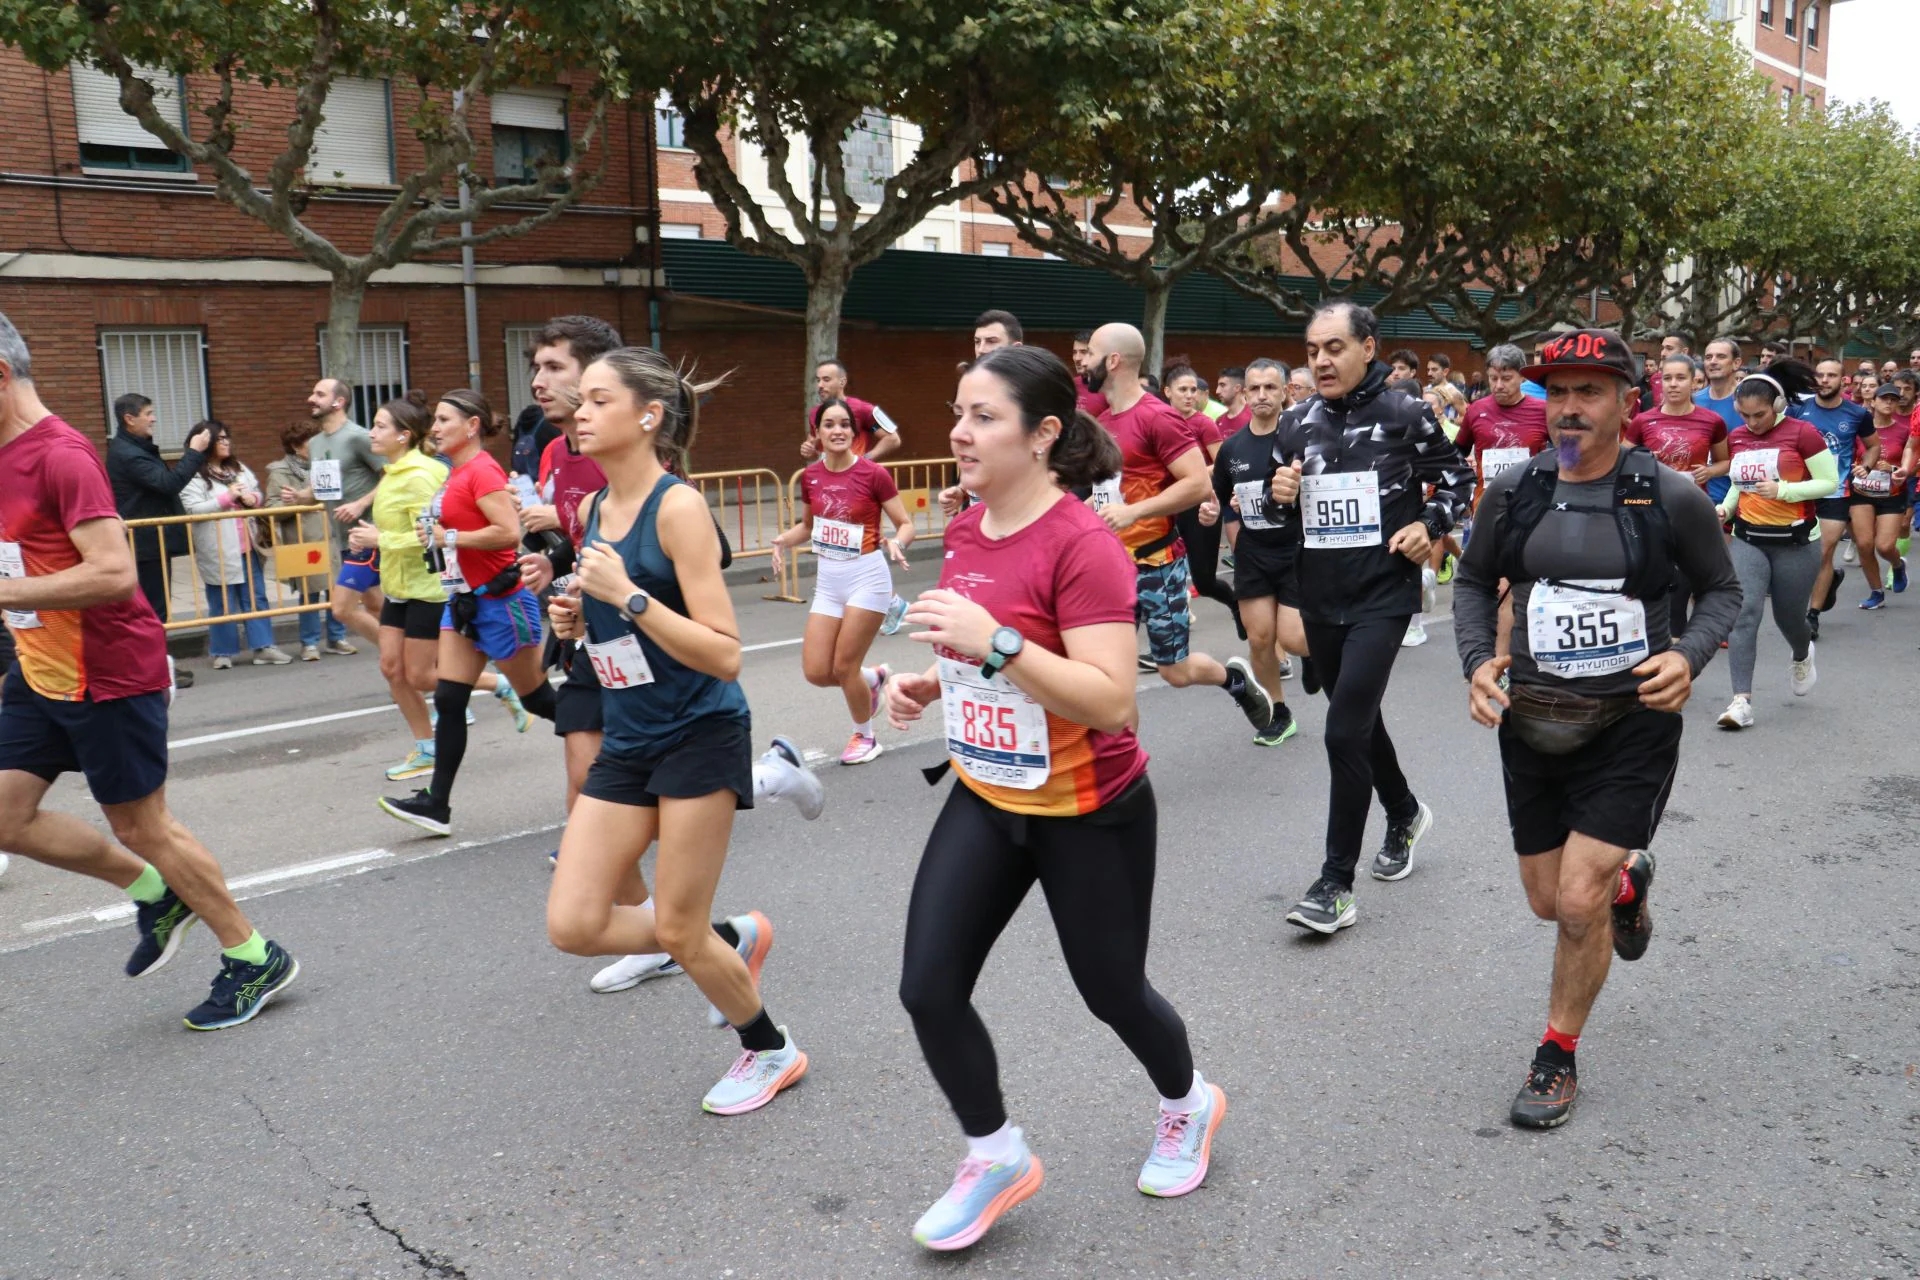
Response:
[495,682,531,732]
[1285,877,1356,934]
[1820,568,1845,612]
[841,732,883,765]
[126,888,197,978]
[377,790,451,836]
[880,594,910,636]
[1510,1054,1578,1129]
[1436,553,1457,585]
[913,1135,1044,1252]
[1221,550,1236,569]
[1841,538,1857,565]
[1421,565,1438,616]
[701,1028,808,1114]
[1277,656,1295,681]
[866,664,892,720]
[1806,609,1820,642]
[1716,696,1753,730]
[1138,655,1158,674]
[1371,800,1432,882]
[183,941,299,1031]
[1896,562,1910,593]
[1223,655,1274,731]
[756,736,824,820]
[252,646,293,666]
[385,748,435,781]
[321,639,358,656]
[1790,643,1817,696]
[211,655,233,670]
[300,644,321,662]
[1252,705,1298,747]
[707,910,774,1028]
[1611,850,1656,962]
[1861,591,1886,611]
[1401,618,1428,647]
[1886,564,1897,591]
[590,953,684,993]
[428,706,477,729]
[1138,1080,1227,1198]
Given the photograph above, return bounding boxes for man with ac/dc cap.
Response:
[1452,328,1741,1130]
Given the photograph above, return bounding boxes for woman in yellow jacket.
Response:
[349,395,527,782]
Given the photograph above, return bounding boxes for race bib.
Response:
[1856,468,1893,497]
[1090,475,1123,511]
[0,541,41,630]
[588,633,655,689]
[311,459,344,502]
[1300,471,1383,549]
[940,655,1050,791]
[439,543,469,595]
[1234,479,1278,530]
[810,516,863,562]
[1730,449,1780,492]
[1481,447,1530,481]
[1527,580,1649,678]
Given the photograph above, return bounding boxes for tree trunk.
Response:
[803,255,852,411]
[323,272,369,394]
[1140,277,1170,379]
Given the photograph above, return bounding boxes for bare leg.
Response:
[1516,833,1631,1038]
[330,583,383,646]
[831,607,886,724]
[101,789,253,948]
[1812,518,1845,610]
[379,628,432,741]
[1241,596,1286,704]
[0,771,145,888]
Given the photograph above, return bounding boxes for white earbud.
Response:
[641,414,655,429]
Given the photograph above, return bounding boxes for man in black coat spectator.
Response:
[105,394,211,684]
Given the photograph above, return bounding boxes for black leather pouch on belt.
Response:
[1505,683,1641,756]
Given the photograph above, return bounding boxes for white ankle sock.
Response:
[853,719,873,737]
[965,1123,1022,1165]
[1160,1069,1207,1114]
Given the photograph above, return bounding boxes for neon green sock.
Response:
[125,864,167,904]
[223,930,269,966]
[1899,537,1911,558]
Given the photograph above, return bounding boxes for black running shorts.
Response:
[1231,537,1301,608]
[1497,704,1682,855]
[581,714,754,810]
[553,642,604,738]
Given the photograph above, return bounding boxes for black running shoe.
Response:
[1223,656,1274,730]
[1370,801,1432,882]
[1284,877,1356,934]
[1138,655,1158,675]
[1806,609,1820,642]
[126,888,198,977]
[1820,567,1845,613]
[183,941,299,1031]
[1611,849,1655,962]
[378,790,451,836]
[1511,1054,1578,1129]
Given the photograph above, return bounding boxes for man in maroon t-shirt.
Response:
[1458,344,1551,491]
[1214,367,1250,432]
[802,359,901,462]
[0,310,296,1031]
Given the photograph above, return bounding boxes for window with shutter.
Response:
[310,78,394,186]
[503,323,545,422]
[491,89,569,185]
[70,62,190,173]
[99,329,210,451]
[655,91,688,149]
[317,325,409,426]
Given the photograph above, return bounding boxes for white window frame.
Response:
[317,324,409,426]
[70,61,192,177]
[503,323,546,424]
[655,90,689,150]
[98,328,210,453]
[309,77,395,187]
[490,87,569,185]
[658,222,704,239]
[980,241,1013,257]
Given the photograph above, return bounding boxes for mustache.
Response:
[1551,415,1590,431]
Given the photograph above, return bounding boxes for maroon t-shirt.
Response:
[1458,394,1550,456]
[537,434,608,548]
[1099,395,1201,566]
[798,456,899,555]
[1626,405,1730,478]
[1184,410,1223,455]
[1216,407,1253,435]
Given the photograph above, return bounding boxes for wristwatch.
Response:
[619,589,651,624]
[979,626,1024,679]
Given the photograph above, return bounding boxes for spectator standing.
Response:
[105,394,212,686]
[263,422,331,661]
[180,422,290,669]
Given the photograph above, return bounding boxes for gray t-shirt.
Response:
[1454,454,1741,697]
[307,421,386,545]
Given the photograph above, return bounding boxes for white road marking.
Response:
[742,637,804,653]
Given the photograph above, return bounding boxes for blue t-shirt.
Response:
[1695,389,1742,503]
[1796,398,1875,497]
[1520,379,1546,401]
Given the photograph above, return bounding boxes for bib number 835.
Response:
[960,701,1018,751]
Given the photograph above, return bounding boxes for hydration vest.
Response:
[1494,447,1675,602]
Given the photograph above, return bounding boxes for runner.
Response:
[1798,357,1878,633]
[890,345,1224,1250]
[769,397,914,765]
[544,345,807,1116]
[0,311,297,1030]
[1852,381,1909,609]
[1694,337,1744,513]
[972,310,1023,358]
[800,358,901,462]
[292,378,385,652]
[377,389,559,834]
[1453,328,1740,1128]
[1206,358,1304,745]
[1164,363,1243,638]
[1388,349,1421,384]
[1266,299,1473,931]
[1287,366,1315,409]
[1213,367,1250,432]
[1714,360,1837,729]
[1085,323,1275,729]
[1627,353,1733,636]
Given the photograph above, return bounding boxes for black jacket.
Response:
[107,431,206,561]
[1270,362,1475,625]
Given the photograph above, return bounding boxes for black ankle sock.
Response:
[1534,1039,1576,1070]
[518,680,557,722]
[713,920,739,947]
[1222,666,1246,696]
[736,1010,783,1052]
[427,681,474,806]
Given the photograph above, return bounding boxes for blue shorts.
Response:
[337,546,379,593]
[0,670,169,806]
[1135,556,1192,667]
[442,588,544,661]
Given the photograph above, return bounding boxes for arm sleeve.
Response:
[1664,474,1742,673]
[1776,447,1839,503]
[52,441,123,528]
[870,463,899,504]
[1409,405,1476,535]
[1622,415,1644,446]
[1211,446,1237,520]
[121,444,205,498]
[1451,473,1508,678]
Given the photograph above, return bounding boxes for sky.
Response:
[1826,0,1920,130]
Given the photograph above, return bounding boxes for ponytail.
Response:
[1051,410,1122,489]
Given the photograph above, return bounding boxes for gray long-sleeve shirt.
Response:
[1454,452,1742,696]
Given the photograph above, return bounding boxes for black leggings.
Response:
[898,777,1193,1136]
[1303,616,1420,890]
[1175,508,1241,631]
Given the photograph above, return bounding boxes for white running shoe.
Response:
[252,646,293,665]
[1790,643,1817,696]
[1421,566,1438,616]
[1717,696,1754,730]
[589,952,683,994]
[1842,539,1857,565]
[0,852,10,879]
[1401,617,1428,647]
[753,735,824,820]
[299,644,321,662]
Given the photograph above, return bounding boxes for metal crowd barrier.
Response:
[124,505,334,631]
[778,457,961,603]
[682,468,802,602]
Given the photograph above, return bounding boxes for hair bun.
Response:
[404,388,429,409]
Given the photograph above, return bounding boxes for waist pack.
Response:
[1505,682,1642,756]
[1734,516,1813,546]
[447,564,524,643]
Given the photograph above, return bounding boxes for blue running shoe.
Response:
[126,888,197,978]
[1896,562,1909,593]
[913,1133,1045,1251]
[701,1027,808,1114]
[1138,1079,1227,1197]
[495,682,531,732]
[1861,591,1887,611]
[880,593,910,636]
[183,941,298,1030]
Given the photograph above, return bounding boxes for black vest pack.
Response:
[1495,447,1675,602]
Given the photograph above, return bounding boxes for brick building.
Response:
[1711,0,1847,107]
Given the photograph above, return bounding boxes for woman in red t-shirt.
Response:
[378,389,558,834]
[769,398,914,765]
[887,346,1224,1250]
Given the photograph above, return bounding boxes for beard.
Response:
[1084,362,1109,394]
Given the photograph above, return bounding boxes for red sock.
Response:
[1542,1025,1580,1055]
[1614,865,1636,906]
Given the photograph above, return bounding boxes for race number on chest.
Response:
[1089,475,1123,512]
[1234,479,1278,530]
[940,656,1050,790]
[588,633,655,689]
[810,516,863,562]
[1730,449,1780,492]
[311,459,344,502]
[0,541,41,630]
[1527,580,1649,678]
[1300,471,1382,548]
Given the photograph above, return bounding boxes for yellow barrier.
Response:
[124,505,335,632]
[682,468,802,602]
[781,457,960,603]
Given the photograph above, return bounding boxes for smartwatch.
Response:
[979,626,1024,679]
[619,590,651,624]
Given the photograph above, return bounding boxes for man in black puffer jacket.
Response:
[1266,299,1475,935]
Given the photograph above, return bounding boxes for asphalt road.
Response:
[0,560,1915,1279]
